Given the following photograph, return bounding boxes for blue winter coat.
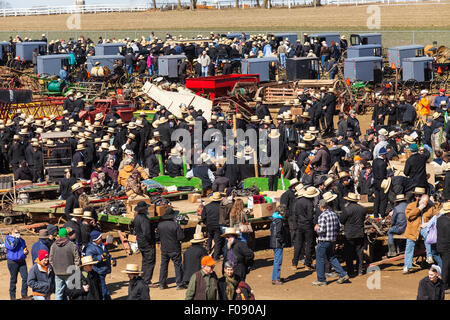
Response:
[5,235,27,262]
[85,242,111,275]
[31,239,50,264]
[27,262,55,296]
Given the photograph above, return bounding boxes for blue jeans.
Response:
[279,53,286,69]
[272,248,283,281]
[201,66,208,77]
[148,66,153,76]
[321,55,329,69]
[404,238,416,270]
[388,226,404,246]
[420,228,432,258]
[431,244,442,269]
[316,241,347,283]
[99,274,111,300]
[7,260,28,299]
[126,65,133,75]
[55,274,69,300]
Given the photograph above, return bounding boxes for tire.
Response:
[4,216,13,225]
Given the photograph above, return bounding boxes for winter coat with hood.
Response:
[66,269,103,300]
[85,241,112,276]
[270,212,289,249]
[49,237,80,276]
[118,165,148,187]
[5,235,27,262]
[27,259,55,297]
[222,238,254,281]
[156,209,185,253]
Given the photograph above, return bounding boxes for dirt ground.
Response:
[1,3,450,32]
[0,228,445,301]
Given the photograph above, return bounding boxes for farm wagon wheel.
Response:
[403,79,420,96]
[0,191,16,216]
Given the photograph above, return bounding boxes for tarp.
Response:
[141,82,212,122]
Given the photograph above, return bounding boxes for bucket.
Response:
[17,192,29,205]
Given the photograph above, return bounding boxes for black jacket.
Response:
[222,239,254,281]
[218,274,241,300]
[64,219,82,245]
[182,244,208,283]
[293,197,314,229]
[14,166,33,180]
[66,270,103,300]
[212,176,230,193]
[156,210,184,253]
[59,176,77,200]
[270,218,289,248]
[64,193,80,221]
[224,163,240,187]
[416,276,445,300]
[201,201,221,230]
[444,172,450,201]
[128,276,150,300]
[133,212,156,248]
[437,214,450,254]
[165,157,184,177]
[372,157,387,188]
[339,202,367,239]
[404,150,430,188]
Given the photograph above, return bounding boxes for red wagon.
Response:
[79,98,136,123]
[185,74,260,102]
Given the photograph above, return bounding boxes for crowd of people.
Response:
[2,31,450,301]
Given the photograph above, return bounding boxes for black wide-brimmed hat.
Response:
[134,201,150,213]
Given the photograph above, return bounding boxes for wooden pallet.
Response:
[263,87,297,103]
[295,79,336,89]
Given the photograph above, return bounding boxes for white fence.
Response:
[0,0,443,16]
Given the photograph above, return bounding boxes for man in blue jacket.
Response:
[85,231,112,300]
[387,194,408,257]
[5,228,30,300]
[433,88,449,109]
[31,229,50,264]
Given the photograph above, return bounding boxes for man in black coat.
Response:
[132,202,157,287]
[292,186,318,270]
[211,167,230,193]
[64,209,83,247]
[437,205,450,291]
[124,264,150,300]
[417,265,445,300]
[322,89,337,136]
[404,143,430,191]
[201,192,224,261]
[372,147,388,218]
[8,136,26,174]
[156,208,185,290]
[59,169,77,200]
[280,178,300,246]
[339,193,367,276]
[222,228,254,281]
[182,233,208,286]
[66,256,103,300]
[165,152,184,177]
[64,183,84,221]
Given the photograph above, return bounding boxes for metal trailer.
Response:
[241,57,278,82]
[388,44,424,69]
[87,55,125,71]
[36,54,71,76]
[402,56,434,82]
[94,43,126,56]
[286,57,320,81]
[347,44,382,59]
[305,33,340,47]
[157,54,187,78]
[0,42,10,63]
[41,131,72,182]
[15,42,47,62]
[350,33,382,46]
[344,57,383,82]
[271,33,298,44]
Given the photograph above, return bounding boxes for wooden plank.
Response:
[368,248,425,268]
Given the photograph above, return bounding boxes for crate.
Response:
[188,193,202,203]
[125,197,155,219]
[156,205,171,217]
[264,87,297,103]
[252,202,276,219]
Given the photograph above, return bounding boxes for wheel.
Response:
[404,79,420,96]
[1,191,16,214]
[3,216,13,225]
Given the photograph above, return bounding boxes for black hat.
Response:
[135,201,150,213]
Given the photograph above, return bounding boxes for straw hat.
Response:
[81,211,94,220]
[101,142,109,149]
[322,191,337,203]
[236,113,243,119]
[190,233,207,244]
[147,139,157,146]
[324,177,335,187]
[289,178,300,188]
[94,137,102,144]
[116,119,123,125]
[121,264,142,274]
[414,187,426,195]
[344,192,360,202]
[433,112,441,120]
[221,227,240,237]
[298,142,307,149]
[441,202,450,214]
[93,121,102,128]
[378,128,388,136]
[250,115,259,122]
[71,182,84,192]
[46,140,55,147]
[77,161,85,167]
[128,122,137,129]
[128,133,135,140]
[153,131,161,138]
[152,120,160,128]
[268,129,280,139]
[307,127,319,134]
[76,144,86,151]
[302,186,320,198]
[394,194,406,202]
[159,117,168,124]
[302,133,315,142]
[71,208,84,217]
[381,177,391,194]
[108,146,117,152]
[403,135,415,144]
[81,256,99,267]
[244,146,254,155]
[211,192,223,201]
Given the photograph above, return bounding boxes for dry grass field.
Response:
[0,3,450,32]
